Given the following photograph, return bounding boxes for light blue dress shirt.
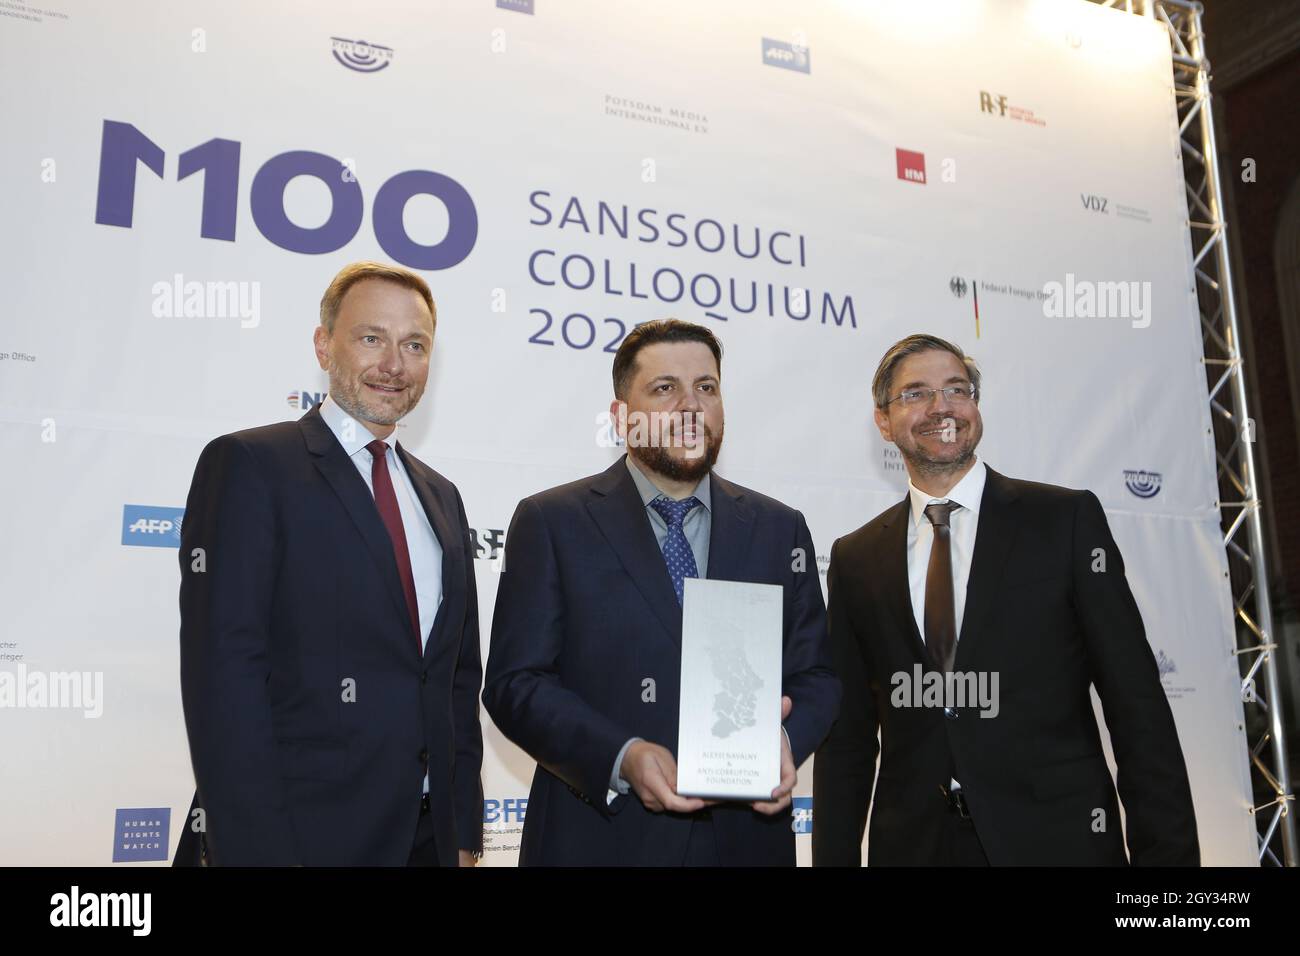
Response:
[318,394,443,794]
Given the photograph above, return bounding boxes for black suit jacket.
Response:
[812,466,1199,866]
[174,404,484,866]
[482,456,841,865]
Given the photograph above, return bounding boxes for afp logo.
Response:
[122,505,184,548]
[331,37,393,73]
[762,38,810,74]
[1123,469,1162,499]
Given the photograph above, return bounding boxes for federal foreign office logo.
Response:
[496,0,535,13]
[949,275,981,338]
[112,808,170,863]
[331,37,394,73]
[121,505,184,548]
[762,37,810,74]
[1123,469,1162,499]
[791,796,813,834]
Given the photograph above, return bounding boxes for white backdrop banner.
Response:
[0,0,1255,865]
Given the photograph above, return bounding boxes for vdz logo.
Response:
[331,37,393,73]
[895,148,926,185]
[1081,193,1109,213]
[1123,469,1162,498]
[483,798,528,824]
[496,0,535,13]
[112,808,171,863]
[122,505,184,548]
[949,276,968,298]
[791,797,813,834]
[469,527,506,561]
[762,38,810,74]
[287,390,326,411]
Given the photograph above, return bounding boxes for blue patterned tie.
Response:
[649,496,701,605]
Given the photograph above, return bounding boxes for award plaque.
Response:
[676,578,782,800]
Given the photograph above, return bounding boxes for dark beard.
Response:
[629,426,722,483]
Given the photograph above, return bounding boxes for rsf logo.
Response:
[122,505,184,548]
[469,528,506,561]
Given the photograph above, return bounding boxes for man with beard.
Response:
[812,334,1199,866]
[484,319,840,865]
[175,261,484,866]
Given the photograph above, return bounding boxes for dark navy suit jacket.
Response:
[483,455,840,865]
[174,404,483,866]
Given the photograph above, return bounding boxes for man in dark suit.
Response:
[483,319,840,865]
[813,333,1199,866]
[175,261,483,866]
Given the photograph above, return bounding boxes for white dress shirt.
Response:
[906,458,986,647]
[318,394,443,794]
[905,458,986,792]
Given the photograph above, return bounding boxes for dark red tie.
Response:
[366,440,421,648]
[923,501,957,672]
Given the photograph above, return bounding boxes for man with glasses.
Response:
[812,333,1198,866]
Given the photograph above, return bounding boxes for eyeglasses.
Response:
[886,384,977,407]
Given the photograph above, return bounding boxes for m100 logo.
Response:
[93,121,477,271]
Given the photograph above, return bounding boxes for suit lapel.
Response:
[705,472,754,584]
[585,457,685,646]
[395,442,460,660]
[299,405,414,642]
[879,497,931,666]
[953,467,1021,670]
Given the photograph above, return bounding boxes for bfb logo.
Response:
[1123,469,1162,499]
[122,505,184,548]
[288,390,327,411]
[792,796,813,834]
[484,798,528,824]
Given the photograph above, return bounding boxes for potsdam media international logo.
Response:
[496,0,535,13]
[792,796,813,835]
[121,505,184,548]
[762,38,810,74]
[112,808,171,863]
[1123,469,1162,499]
[1156,650,1177,677]
[896,148,926,185]
[331,37,394,72]
[287,389,327,411]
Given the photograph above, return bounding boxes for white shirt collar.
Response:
[318,393,389,460]
[908,458,987,528]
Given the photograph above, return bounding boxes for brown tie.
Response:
[923,502,957,672]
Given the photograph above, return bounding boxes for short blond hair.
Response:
[319,261,437,333]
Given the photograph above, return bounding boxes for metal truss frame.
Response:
[1094,0,1296,865]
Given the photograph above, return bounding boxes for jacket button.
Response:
[418,748,428,764]
[420,672,428,685]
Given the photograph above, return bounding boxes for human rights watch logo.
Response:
[331,37,394,72]
[1123,469,1162,499]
